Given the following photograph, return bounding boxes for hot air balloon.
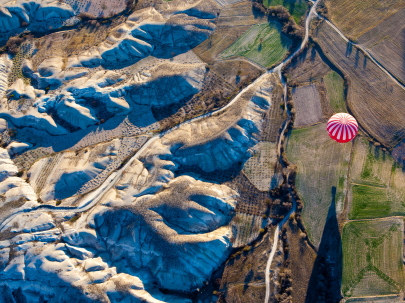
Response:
[327,113,358,143]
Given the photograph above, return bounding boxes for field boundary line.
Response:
[350,182,388,189]
[345,216,405,224]
[317,16,405,90]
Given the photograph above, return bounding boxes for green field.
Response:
[350,185,392,220]
[286,123,351,245]
[220,22,292,68]
[324,71,346,113]
[342,218,404,298]
[348,138,405,220]
[264,0,309,23]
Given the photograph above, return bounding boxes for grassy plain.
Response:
[286,123,351,246]
[324,0,405,39]
[313,21,405,148]
[348,138,405,220]
[264,0,309,23]
[194,1,268,63]
[323,71,346,113]
[221,22,292,68]
[342,218,404,298]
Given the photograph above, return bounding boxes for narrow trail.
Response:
[264,1,320,302]
[1,2,398,301]
[0,46,273,231]
[263,6,405,302]
[318,16,405,91]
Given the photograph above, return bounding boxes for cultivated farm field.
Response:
[345,296,403,303]
[357,7,405,84]
[324,0,405,39]
[194,1,268,63]
[348,137,405,220]
[243,142,280,191]
[292,84,323,127]
[324,71,346,113]
[286,123,351,246]
[342,218,404,298]
[264,0,309,23]
[284,45,331,84]
[221,22,292,68]
[313,21,405,148]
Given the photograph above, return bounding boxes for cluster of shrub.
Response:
[252,0,304,41]
[316,0,329,19]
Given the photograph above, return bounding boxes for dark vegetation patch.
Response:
[252,0,305,56]
[152,61,262,132]
[31,16,126,70]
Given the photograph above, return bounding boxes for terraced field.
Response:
[324,71,346,113]
[348,137,405,220]
[313,21,405,148]
[264,0,309,23]
[286,123,351,245]
[324,0,405,39]
[232,213,263,247]
[243,142,280,191]
[221,22,292,68]
[342,218,404,298]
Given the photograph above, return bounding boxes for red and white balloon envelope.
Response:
[327,113,358,143]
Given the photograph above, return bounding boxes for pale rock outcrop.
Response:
[0,0,74,33]
[0,54,12,101]
[7,141,32,155]
[55,96,98,129]
[29,139,120,202]
[8,8,211,135]
[65,8,215,69]
[0,107,68,135]
[67,175,237,291]
[175,0,222,19]
[6,78,36,100]
[128,62,205,106]
[27,57,89,90]
[8,212,55,233]
[37,56,63,77]
[0,148,18,182]
[0,118,6,133]
[0,239,189,302]
[0,177,37,204]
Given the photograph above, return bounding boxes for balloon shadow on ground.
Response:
[304,186,343,303]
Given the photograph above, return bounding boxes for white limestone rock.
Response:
[7,141,32,155]
[29,139,120,202]
[6,79,36,100]
[0,107,68,135]
[55,96,98,129]
[8,212,55,233]
[0,178,36,204]
[0,0,74,33]
[65,244,96,261]
[0,118,6,133]
[0,54,12,101]
[0,148,18,182]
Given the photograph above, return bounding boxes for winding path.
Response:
[264,1,320,302]
[318,16,405,91]
[1,2,401,302]
[0,45,275,231]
